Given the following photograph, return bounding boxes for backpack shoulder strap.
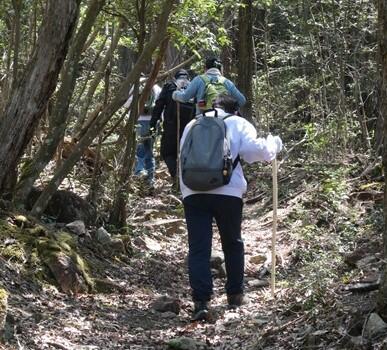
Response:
[201,74,225,85]
[218,76,226,84]
[221,114,240,169]
[199,74,210,85]
[233,155,240,169]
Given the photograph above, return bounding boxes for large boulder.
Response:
[27,188,96,225]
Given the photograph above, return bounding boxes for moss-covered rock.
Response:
[0,218,20,237]
[54,231,77,250]
[0,216,95,295]
[36,235,94,294]
[45,251,88,295]
[0,219,27,264]
[26,225,47,237]
[1,243,26,263]
[13,215,28,228]
[0,287,8,335]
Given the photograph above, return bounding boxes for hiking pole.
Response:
[271,157,278,297]
[175,101,181,191]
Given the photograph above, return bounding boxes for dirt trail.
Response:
[1,174,295,350]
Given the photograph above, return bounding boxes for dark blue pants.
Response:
[183,194,244,302]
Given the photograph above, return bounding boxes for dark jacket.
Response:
[150,81,195,155]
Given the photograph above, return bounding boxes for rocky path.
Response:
[4,167,385,350]
[1,176,295,350]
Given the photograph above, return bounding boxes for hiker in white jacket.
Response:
[180,94,282,321]
[124,82,161,188]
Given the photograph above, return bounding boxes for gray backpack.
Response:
[180,110,239,191]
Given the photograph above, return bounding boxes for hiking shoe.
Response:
[227,293,246,309]
[191,301,209,321]
[136,170,148,179]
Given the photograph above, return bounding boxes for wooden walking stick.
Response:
[271,157,278,297]
[175,101,181,190]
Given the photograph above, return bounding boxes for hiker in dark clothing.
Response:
[150,69,195,179]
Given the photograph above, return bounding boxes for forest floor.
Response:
[0,158,386,350]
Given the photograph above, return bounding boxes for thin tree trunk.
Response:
[1,11,14,106]
[331,0,349,155]
[377,0,387,320]
[354,71,371,150]
[87,58,112,205]
[0,0,81,196]
[30,0,176,218]
[221,6,234,78]
[11,0,22,92]
[73,20,124,136]
[108,84,140,227]
[237,0,254,122]
[29,0,38,56]
[15,0,106,205]
[72,36,108,110]
[108,0,148,227]
[139,38,170,113]
[83,24,100,53]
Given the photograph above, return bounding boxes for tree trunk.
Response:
[221,6,235,78]
[30,0,176,218]
[87,56,112,205]
[73,20,124,136]
[109,0,147,228]
[11,0,22,92]
[72,36,108,110]
[109,37,169,228]
[14,0,106,205]
[0,0,81,196]
[237,0,254,122]
[377,0,387,320]
[108,84,140,227]
[29,0,38,56]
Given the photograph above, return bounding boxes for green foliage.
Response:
[169,0,244,56]
[254,0,377,157]
[319,167,348,203]
[281,154,383,317]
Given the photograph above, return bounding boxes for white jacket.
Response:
[124,84,162,121]
[179,108,281,199]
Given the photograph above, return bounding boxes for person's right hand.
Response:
[266,135,283,154]
[272,135,283,153]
